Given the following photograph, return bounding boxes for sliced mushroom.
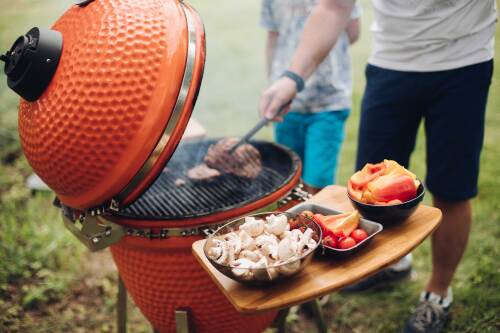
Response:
[231,258,254,280]
[223,232,241,255]
[265,214,289,236]
[278,237,297,261]
[239,229,256,251]
[277,258,302,276]
[239,249,262,262]
[240,217,265,237]
[256,234,279,260]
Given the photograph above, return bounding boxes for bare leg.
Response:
[426,198,472,296]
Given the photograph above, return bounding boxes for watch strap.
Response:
[281,70,305,93]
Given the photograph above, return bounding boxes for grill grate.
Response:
[117,140,299,220]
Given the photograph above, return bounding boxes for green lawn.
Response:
[1,1,499,332]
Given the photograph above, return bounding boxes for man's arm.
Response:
[259,0,355,119]
[288,0,355,79]
[346,18,360,44]
[266,31,279,79]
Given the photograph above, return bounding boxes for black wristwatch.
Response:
[281,70,305,93]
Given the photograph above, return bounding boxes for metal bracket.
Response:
[278,184,312,206]
[62,212,126,252]
[175,308,193,333]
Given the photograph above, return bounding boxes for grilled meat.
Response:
[174,178,186,187]
[186,164,221,181]
[204,138,262,179]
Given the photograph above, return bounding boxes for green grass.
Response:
[1,0,499,332]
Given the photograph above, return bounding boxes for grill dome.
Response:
[15,0,205,210]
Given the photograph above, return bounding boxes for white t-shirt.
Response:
[369,0,497,72]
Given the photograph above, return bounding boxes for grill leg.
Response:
[308,299,328,333]
[117,275,127,333]
[276,307,290,333]
[175,308,194,333]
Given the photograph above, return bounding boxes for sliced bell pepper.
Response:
[349,160,420,204]
[321,212,352,227]
[324,211,360,238]
[349,162,386,190]
[313,212,360,238]
[348,180,363,201]
[367,173,417,203]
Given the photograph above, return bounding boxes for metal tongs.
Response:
[229,101,292,153]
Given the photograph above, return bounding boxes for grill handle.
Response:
[278,184,312,210]
[229,101,292,153]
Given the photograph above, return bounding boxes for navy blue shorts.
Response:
[357,60,493,201]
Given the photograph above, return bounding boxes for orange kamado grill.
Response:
[1,0,309,332]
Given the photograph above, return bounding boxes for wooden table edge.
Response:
[191,187,443,314]
[191,242,252,313]
[191,210,441,315]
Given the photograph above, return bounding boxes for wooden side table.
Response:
[191,185,442,331]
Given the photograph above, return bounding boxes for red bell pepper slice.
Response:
[349,162,386,190]
[318,211,360,238]
[367,174,417,203]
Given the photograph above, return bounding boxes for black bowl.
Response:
[348,183,425,225]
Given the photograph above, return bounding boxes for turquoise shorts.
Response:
[274,109,350,188]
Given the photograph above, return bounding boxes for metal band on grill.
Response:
[112,3,198,208]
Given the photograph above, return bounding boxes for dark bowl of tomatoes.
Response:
[287,203,383,259]
[348,183,425,225]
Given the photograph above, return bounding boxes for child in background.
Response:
[260,0,361,194]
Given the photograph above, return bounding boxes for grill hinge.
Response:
[124,224,224,240]
[61,210,126,252]
[54,197,225,251]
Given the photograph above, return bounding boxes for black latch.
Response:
[1,27,62,102]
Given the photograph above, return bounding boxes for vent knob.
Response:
[1,27,62,102]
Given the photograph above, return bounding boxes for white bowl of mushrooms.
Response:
[204,212,322,285]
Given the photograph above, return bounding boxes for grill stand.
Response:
[116,272,327,333]
[175,308,193,333]
[273,299,327,333]
[117,276,127,333]
[117,277,193,333]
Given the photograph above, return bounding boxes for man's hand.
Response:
[259,76,296,121]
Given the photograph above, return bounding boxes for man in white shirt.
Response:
[258,1,496,332]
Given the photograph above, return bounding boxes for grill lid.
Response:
[1,0,206,211]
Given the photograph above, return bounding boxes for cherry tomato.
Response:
[332,229,346,238]
[288,218,301,230]
[339,237,356,249]
[323,235,337,248]
[351,229,368,243]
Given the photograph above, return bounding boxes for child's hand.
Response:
[259,77,296,122]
